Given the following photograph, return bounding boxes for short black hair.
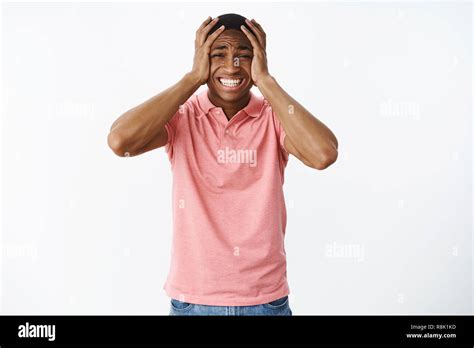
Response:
[207,13,256,37]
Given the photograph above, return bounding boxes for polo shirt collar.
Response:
[197,89,264,118]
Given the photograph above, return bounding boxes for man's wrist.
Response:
[255,74,276,91]
[184,71,205,90]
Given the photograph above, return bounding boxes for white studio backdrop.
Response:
[1,1,472,315]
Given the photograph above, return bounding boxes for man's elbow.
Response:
[308,148,338,170]
[107,131,128,157]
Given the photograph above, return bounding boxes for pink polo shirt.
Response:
[163,88,290,306]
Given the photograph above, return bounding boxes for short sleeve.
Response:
[164,103,188,162]
[271,109,290,164]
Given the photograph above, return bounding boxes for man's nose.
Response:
[222,55,240,73]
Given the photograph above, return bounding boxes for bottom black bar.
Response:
[0,315,472,346]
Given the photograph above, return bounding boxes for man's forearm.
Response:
[108,72,201,156]
[257,75,338,168]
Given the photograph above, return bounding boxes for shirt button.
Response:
[216,111,221,115]
[225,130,229,134]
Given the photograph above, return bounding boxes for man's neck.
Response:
[208,91,251,120]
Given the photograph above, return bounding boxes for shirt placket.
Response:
[213,108,243,145]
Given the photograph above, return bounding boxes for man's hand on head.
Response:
[189,16,225,86]
[240,19,270,87]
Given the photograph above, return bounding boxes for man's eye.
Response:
[238,55,252,59]
[211,54,225,58]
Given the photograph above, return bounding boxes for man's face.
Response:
[207,29,254,103]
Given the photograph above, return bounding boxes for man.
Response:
[107,13,338,316]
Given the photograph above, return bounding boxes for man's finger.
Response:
[203,25,225,48]
[244,19,265,49]
[250,18,267,47]
[240,25,262,51]
[195,17,212,48]
[196,16,212,33]
[250,19,266,36]
[197,17,220,47]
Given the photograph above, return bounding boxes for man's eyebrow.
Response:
[237,45,252,51]
[211,45,252,51]
[211,45,228,51]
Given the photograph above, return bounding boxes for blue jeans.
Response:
[169,295,292,316]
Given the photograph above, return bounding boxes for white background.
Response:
[1,1,472,314]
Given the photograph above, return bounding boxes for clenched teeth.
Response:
[219,78,243,87]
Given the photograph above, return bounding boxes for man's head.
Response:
[206,14,256,105]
